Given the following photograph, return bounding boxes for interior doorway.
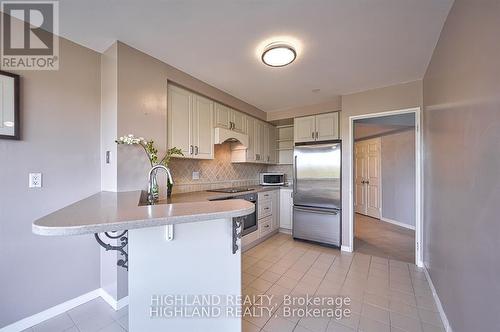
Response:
[348,108,422,265]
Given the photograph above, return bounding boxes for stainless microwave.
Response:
[260,172,285,186]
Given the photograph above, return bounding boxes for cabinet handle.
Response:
[315,131,319,139]
[264,225,270,228]
[195,146,199,155]
[312,131,315,139]
[264,207,270,210]
[190,145,193,155]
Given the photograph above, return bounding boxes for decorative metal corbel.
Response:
[95,231,128,270]
[232,217,243,254]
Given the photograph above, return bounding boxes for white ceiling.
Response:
[58,0,453,112]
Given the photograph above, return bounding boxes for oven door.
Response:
[241,201,257,236]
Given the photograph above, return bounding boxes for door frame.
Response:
[348,107,423,267]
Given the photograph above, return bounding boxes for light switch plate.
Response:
[192,171,200,180]
[29,173,42,188]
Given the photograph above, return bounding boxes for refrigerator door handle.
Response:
[294,206,339,215]
[293,155,298,194]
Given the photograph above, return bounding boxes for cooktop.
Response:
[207,187,252,193]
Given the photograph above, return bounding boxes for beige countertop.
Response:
[32,186,287,236]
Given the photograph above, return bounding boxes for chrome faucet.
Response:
[148,164,173,203]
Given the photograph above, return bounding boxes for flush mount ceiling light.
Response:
[261,42,297,67]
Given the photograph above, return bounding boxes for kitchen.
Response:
[2,1,494,332]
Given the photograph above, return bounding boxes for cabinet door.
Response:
[268,125,277,164]
[254,121,264,162]
[315,112,339,141]
[271,190,280,230]
[245,117,256,162]
[214,103,230,129]
[167,85,192,156]
[231,110,246,134]
[294,116,316,143]
[193,95,214,159]
[279,189,293,229]
[263,124,270,163]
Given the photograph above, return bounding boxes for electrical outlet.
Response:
[29,173,42,188]
[192,171,200,180]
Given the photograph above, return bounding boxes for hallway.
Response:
[354,214,415,263]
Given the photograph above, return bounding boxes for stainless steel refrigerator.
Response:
[293,141,341,247]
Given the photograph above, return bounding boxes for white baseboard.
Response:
[278,228,292,235]
[0,288,129,332]
[380,216,416,230]
[341,245,353,252]
[423,265,453,332]
[99,289,129,311]
[0,289,101,332]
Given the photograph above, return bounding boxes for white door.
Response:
[192,95,214,159]
[279,189,293,229]
[214,103,230,129]
[366,138,381,218]
[294,116,316,143]
[231,110,246,134]
[263,124,270,163]
[315,112,339,141]
[246,116,256,162]
[167,85,192,157]
[254,121,264,162]
[354,138,381,218]
[268,125,277,164]
[354,141,368,214]
[271,190,280,230]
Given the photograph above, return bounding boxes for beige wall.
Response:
[340,80,422,248]
[0,36,101,327]
[423,0,500,330]
[100,43,118,192]
[266,98,341,121]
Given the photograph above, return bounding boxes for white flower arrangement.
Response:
[115,134,183,168]
[116,134,146,145]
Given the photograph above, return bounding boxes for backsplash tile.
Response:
[169,143,267,193]
[267,165,293,183]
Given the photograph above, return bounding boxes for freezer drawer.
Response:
[292,206,341,247]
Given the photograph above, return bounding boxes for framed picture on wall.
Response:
[0,70,20,140]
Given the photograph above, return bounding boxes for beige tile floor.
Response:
[354,214,415,264]
[23,233,442,332]
[242,233,444,332]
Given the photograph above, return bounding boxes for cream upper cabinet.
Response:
[214,102,246,134]
[192,95,214,159]
[245,116,256,162]
[263,124,269,163]
[230,117,276,164]
[294,116,316,142]
[268,125,277,164]
[167,85,192,156]
[294,112,340,143]
[214,103,231,129]
[232,110,246,134]
[254,120,264,162]
[315,112,339,141]
[168,85,214,159]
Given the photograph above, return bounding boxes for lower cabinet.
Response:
[242,189,280,250]
[279,188,293,230]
